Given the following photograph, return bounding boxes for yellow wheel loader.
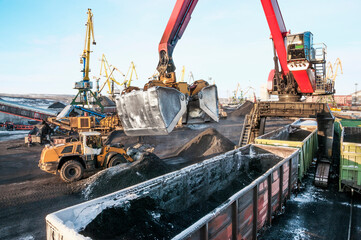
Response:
[38,131,134,182]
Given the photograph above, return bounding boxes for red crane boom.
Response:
[261,0,289,75]
[157,0,198,83]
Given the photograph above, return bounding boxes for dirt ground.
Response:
[0,106,294,239]
[0,140,83,240]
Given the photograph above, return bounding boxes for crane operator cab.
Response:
[286,31,331,95]
[286,31,314,71]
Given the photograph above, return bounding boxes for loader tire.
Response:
[60,160,84,183]
[108,155,127,167]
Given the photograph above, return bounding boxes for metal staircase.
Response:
[238,104,260,147]
[312,44,331,95]
[239,115,251,147]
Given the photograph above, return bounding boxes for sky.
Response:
[0,0,360,98]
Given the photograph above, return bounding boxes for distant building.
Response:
[352,90,361,105]
[305,95,352,106]
[334,95,352,106]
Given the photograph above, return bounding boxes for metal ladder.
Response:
[239,115,251,147]
[238,104,259,147]
[313,44,328,94]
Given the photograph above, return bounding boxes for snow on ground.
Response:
[0,96,55,110]
[187,124,211,130]
[18,235,34,240]
[292,183,329,204]
[0,130,29,142]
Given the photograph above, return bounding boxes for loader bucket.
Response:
[115,86,187,136]
[185,85,219,124]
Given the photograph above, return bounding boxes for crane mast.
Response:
[124,61,139,88]
[81,9,96,81]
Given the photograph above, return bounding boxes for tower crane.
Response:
[71,9,103,111]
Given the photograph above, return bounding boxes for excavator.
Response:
[115,0,219,136]
[262,0,334,101]
[238,0,336,187]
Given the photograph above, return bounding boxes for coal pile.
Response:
[344,134,361,143]
[175,128,235,159]
[270,128,311,141]
[82,153,176,199]
[343,127,361,143]
[230,100,254,117]
[47,101,66,109]
[80,197,183,240]
[80,157,267,240]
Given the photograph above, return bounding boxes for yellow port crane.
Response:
[188,71,194,84]
[231,83,240,104]
[81,9,96,81]
[119,61,140,94]
[318,58,343,109]
[327,58,343,88]
[179,66,185,82]
[98,54,125,99]
[71,9,103,111]
[124,61,139,88]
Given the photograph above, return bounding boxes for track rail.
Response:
[347,190,354,240]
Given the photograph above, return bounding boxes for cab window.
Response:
[86,136,102,149]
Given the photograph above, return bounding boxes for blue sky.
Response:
[0,0,360,97]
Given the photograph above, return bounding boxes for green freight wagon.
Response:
[255,118,318,180]
[338,120,361,193]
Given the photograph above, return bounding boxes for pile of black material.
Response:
[175,128,235,159]
[82,153,176,199]
[230,100,254,117]
[80,157,268,240]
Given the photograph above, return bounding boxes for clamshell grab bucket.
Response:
[115,87,187,136]
[198,84,219,122]
[186,85,219,124]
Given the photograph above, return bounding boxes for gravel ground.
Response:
[0,108,248,239]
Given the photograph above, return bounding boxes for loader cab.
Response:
[80,132,102,155]
[287,31,314,62]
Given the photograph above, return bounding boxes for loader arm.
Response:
[157,0,198,82]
